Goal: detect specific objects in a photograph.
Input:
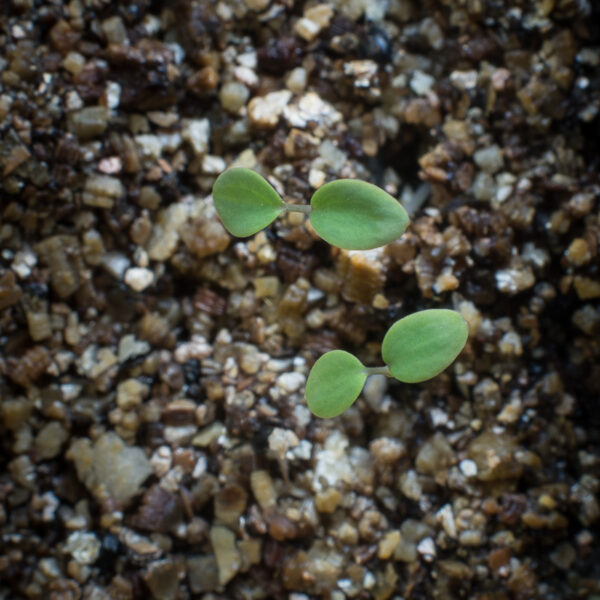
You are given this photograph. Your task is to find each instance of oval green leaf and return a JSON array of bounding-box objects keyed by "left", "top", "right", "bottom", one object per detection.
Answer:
[
  {"left": 305, "top": 350, "right": 367, "bottom": 418},
  {"left": 212, "top": 168, "right": 285, "bottom": 238},
  {"left": 381, "top": 309, "right": 468, "bottom": 383},
  {"left": 309, "top": 179, "right": 409, "bottom": 250}
]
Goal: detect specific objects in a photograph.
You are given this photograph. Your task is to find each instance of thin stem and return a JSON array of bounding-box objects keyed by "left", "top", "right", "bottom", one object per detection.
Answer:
[
  {"left": 283, "top": 202, "right": 311, "bottom": 215},
  {"left": 363, "top": 365, "right": 392, "bottom": 377}
]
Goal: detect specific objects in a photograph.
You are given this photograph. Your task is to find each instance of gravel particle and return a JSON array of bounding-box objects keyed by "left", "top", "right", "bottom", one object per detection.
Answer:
[
  {"left": 415, "top": 432, "right": 455, "bottom": 475},
  {"left": 35, "top": 421, "right": 68, "bottom": 460},
  {"left": 83, "top": 175, "right": 124, "bottom": 209},
  {"left": 124, "top": 267, "right": 154, "bottom": 292},
  {"left": 410, "top": 70, "right": 435, "bottom": 95},
  {"left": 67, "top": 106, "right": 109, "bottom": 140},
  {"left": 473, "top": 145, "right": 504, "bottom": 174},
  {"left": 276, "top": 371, "right": 306, "bottom": 393},
  {"left": 248, "top": 90, "right": 293, "bottom": 128},
  {"left": 67, "top": 432, "right": 153, "bottom": 506},
  {"left": 182, "top": 118, "right": 210, "bottom": 156},
  {"left": 220, "top": 81, "right": 250, "bottom": 113},
  {"left": 210, "top": 526, "right": 241, "bottom": 586},
  {"left": 65, "top": 532, "right": 101, "bottom": 566},
  {"left": 144, "top": 560, "right": 179, "bottom": 600}
]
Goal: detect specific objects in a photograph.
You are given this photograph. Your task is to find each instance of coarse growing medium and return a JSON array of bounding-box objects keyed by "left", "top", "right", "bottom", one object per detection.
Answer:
[{"left": 0, "top": 1, "right": 599, "bottom": 599}]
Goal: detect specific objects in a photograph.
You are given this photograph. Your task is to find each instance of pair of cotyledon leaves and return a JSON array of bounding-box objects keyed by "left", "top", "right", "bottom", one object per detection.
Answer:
[
  {"left": 212, "top": 168, "right": 468, "bottom": 419},
  {"left": 212, "top": 167, "right": 409, "bottom": 250},
  {"left": 305, "top": 309, "right": 469, "bottom": 418}
]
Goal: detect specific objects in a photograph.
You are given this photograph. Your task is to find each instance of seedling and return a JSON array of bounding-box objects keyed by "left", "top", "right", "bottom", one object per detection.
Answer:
[
  {"left": 305, "top": 310, "right": 468, "bottom": 418},
  {"left": 212, "top": 167, "right": 409, "bottom": 250},
  {"left": 211, "top": 168, "right": 468, "bottom": 419}
]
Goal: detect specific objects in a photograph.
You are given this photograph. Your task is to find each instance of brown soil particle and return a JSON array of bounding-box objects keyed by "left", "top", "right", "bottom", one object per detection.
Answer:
[{"left": 1, "top": 1, "right": 600, "bottom": 599}]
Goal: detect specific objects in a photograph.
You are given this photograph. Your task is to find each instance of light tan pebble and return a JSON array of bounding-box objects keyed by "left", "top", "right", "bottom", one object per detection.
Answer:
[
  {"left": 308, "top": 168, "right": 326, "bottom": 188},
  {"left": 174, "top": 337, "right": 213, "bottom": 363},
  {"left": 250, "top": 470, "right": 277, "bottom": 509},
  {"left": 103, "top": 81, "right": 121, "bottom": 109},
  {"left": 415, "top": 432, "right": 455, "bottom": 475},
  {"left": 202, "top": 155, "right": 226, "bottom": 174},
  {"left": 295, "top": 18, "right": 321, "bottom": 42},
  {"left": 182, "top": 118, "right": 210, "bottom": 156},
  {"left": 378, "top": 530, "right": 401, "bottom": 559},
  {"left": 498, "top": 331, "right": 522, "bottom": 356},
  {"left": 192, "top": 422, "right": 227, "bottom": 447},
  {"left": 286, "top": 67, "right": 307, "bottom": 94},
  {"left": 35, "top": 421, "right": 69, "bottom": 460},
  {"left": 497, "top": 395, "right": 523, "bottom": 424},
  {"left": 253, "top": 276, "right": 280, "bottom": 298},
  {"left": 147, "top": 111, "right": 178, "bottom": 127},
  {"left": 306, "top": 308, "right": 325, "bottom": 328},
  {"left": 82, "top": 174, "right": 123, "bottom": 209},
  {"left": 565, "top": 238, "right": 592, "bottom": 266},
  {"left": 315, "top": 488, "right": 341, "bottom": 513},
  {"left": 67, "top": 432, "right": 152, "bottom": 506},
  {"left": 124, "top": 267, "right": 154, "bottom": 292},
  {"left": 370, "top": 437, "right": 405, "bottom": 463},
  {"left": 101, "top": 253, "right": 130, "bottom": 279},
  {"left": 233, "top": 65, "right": 258, "bottom": 88},
  {"left": 473, "top": 145, "right": 504, "bottom": 174},
  {"left": 135, "top": 134, "right": 162, "bottom": 160},
  {"left": 65, "top": 532, "right": 101, "bottom": 566},
  {"left": 257, "top": 243, "right": 276, "bottom": 264},
  {"left": 459, "top": 530, "right": 485, "bottom": 546},
  {"left": 220, "top": 81, "right": 250, "bottom": 112},
  {"left": 459, "top": 459, "right": 478, "bottom": 478},
  {"left": 304, "top": 3, "right": 334, "bottom": 26},
  {"left": 67, "top": 106, "right": 109, "bottom": 140},
  {"left": 117, "top": 335, "right": 150, "bottom": 363},
  {"left": 417, "top": 537, "right": 436, "bottom": 559},
  {"left": 210, "top": 525, "right": 241, "bottom": 585},
  {"left": 276, "top": 371, "right": 306, "bottom": 393},
  {"left": 436, "top": 504, "right": 457, "bottom": 538},
  {"left": 433, "top": 271, "right": 459, "bottom": 293},
  {"left": 101, "top": 15, "right": 128, "bottom": 44},
  {"left": 150, "top": 446, "right": 172, "bottom": 478},
  {"left": 399, "top": 470, "right": 422, "bottom": 500},
  {"left": 248, "top": 90, "right": 292, "bottom": 128},
  {"left": 495, "top": 267, "right": 535, "bottom": 294},
  {"left": 116, "top": 379, "right": 147, "bottom": 410},
  {"left": 268, "top": 428, "right": 299, "bottom": 458},
  {"left": 410, "top": 70, "right": 435, "bottom": 95},
  {"left": 98, "top": 156, "right": 122, "bottom": 174},
  {"left": 62, "top": 51, "right": 85, "bottom": 75}
]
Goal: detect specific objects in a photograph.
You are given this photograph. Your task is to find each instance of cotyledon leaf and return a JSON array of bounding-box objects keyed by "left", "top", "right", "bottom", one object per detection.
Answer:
[
  {"left": 305, "top": 350, "right": 367, "bottom": 418},
  {"left": 310, "top": 179, "right": 409, "bottom": 250},
  {"left": 212, "top": 168, "right": 285, "bottom": 238},
  {"left": 381, "top": 309, "right": 468, "bottom": 383}
]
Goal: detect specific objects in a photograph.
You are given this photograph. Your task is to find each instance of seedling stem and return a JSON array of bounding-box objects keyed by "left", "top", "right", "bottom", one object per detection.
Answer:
[
  {"left": 363, "top": 366, "right": 392, "bottom": 377},
  {"left": 283, "top": 203, "right": 311, "bottom": 215}
]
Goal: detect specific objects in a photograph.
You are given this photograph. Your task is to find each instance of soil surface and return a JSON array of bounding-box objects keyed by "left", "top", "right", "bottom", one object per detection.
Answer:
[{"left": 1, "top": 1, "right": 599, "bottom": 599}]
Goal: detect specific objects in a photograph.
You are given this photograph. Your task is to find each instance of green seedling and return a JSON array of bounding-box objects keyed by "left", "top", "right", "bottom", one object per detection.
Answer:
[
  {"left": 212, "top": 168, "right": 467, "bottom": 419},
  {"left": 306, "top": 309, "right": 468, "bottom": 418},
  {"left": 212, "top": 167, "right": 409, "bottom": 250}
]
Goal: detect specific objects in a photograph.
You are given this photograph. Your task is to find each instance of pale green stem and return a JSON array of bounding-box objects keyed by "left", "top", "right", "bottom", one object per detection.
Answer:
[
  {"left": 283, "top": 202, "right": 311, "bottom": 215},
  {"left": 363, "top": 365, "right": 392, "bottom": 377}
]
